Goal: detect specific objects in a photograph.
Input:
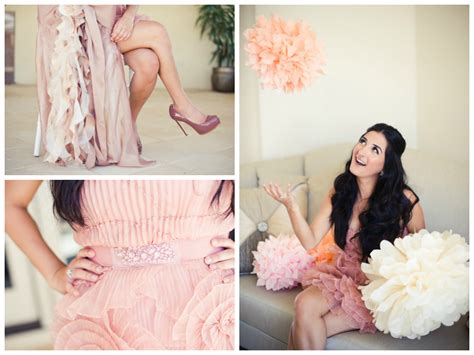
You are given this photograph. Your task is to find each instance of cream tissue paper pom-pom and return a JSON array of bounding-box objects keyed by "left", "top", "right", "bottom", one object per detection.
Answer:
[
  {"left": 252, "top": 234, "right": 314, "bottom": 291},
  {"left": 360, "top": 229, "right": 469, "bottom": 339}
]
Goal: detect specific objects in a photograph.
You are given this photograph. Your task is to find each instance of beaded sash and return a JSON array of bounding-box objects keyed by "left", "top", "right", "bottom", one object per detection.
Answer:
[{"left": 90, "top": 235, "right": 225, "bottom": 269}]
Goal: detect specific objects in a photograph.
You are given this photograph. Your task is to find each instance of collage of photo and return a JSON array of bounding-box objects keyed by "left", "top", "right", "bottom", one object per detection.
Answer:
[{"left": 3, "top": 3, "right": 470, "bottom": 351}]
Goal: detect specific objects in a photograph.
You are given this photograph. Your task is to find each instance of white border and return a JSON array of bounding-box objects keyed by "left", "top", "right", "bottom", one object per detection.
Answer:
[{"left": 2, "top": 1, "right": 473, "bottom": 353}]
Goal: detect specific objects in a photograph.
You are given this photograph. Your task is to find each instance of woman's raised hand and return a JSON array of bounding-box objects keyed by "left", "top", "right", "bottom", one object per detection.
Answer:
[
  {"left": 111, "top": 13, "right": 134, "bottom": 42},
  {"left": 49, "top": 247, "right": 108, "bottom": 297},
  {"left": 263, "top": 182, "right": 298, "bottom": 210}
]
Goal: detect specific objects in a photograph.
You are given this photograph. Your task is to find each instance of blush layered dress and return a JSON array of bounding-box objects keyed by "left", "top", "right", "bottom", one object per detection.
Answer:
[
  {"left": 51, "top": 180, "right": 235, "bottom": 349},
  {"left": 36, "top": 5, "right": 152, "bottom": 168},
  {"left": 303, "top": 227, "right": 407, "bottom": 333}
]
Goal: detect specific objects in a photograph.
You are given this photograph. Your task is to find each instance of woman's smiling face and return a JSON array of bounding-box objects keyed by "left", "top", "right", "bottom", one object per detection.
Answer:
[{"left": 350, "top": 130, "right": 388, "bottom": 179}]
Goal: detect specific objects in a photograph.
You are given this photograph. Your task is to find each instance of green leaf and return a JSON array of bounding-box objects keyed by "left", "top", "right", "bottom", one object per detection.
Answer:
[{"left": 195, "top": 5, "right": 234, "bottom": 67}]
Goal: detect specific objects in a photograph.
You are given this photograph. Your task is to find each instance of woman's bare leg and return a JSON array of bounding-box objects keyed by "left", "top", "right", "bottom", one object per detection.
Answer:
[
  {"left": 292, "top": 286, "right": 359, "bottom": 350},
  {"left": 117, "top": 20, "right": 207, "bottom": 124},
  {"left": 287, "top": 322, "right": 295, "bottom": 350},
  {"left": 293, "top": 286, "right": 330, "bottom": 350},
  {"left": 123, "top": 48, "right": 159, "bottom": 123},
  {"left": 323, "top": 311, "right": 358, "bottom": 337}
]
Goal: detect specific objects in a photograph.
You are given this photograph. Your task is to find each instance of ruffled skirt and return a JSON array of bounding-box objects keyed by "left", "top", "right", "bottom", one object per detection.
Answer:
[
  {"left": 51, "top": 260, "right": 234, "bottom": 349},
  {"left": 36, "top": 5, "right": 153, "bottom": 168},
  {"left": 301, "top": 232, "right": 376, "bottom": 333}
]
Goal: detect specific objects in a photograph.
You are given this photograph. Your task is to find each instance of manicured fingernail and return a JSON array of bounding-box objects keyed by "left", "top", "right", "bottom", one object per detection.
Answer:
[
  {"left": 205, "top": 257, "right": 211, "bottom": 264},
  {"left": 96, "top": 266, "right": 103, "bottom": 273},
  {"left": 209, "top": 264, "right": 216, "bottom": 270},
  {"left": 92, "top": 275, "right": 98, "bottom": 281}
]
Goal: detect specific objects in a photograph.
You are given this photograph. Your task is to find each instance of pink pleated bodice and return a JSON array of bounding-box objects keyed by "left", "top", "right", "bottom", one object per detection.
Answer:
[
  {"left": 74, "top": 180, "right": 234, "bottom": 247},
  {"left": 52, "top": 180, "right": 235, "bottom": 350}
]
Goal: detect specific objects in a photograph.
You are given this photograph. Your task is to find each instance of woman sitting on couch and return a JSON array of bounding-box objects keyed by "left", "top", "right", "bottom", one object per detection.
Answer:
[{"left": 264, "top": 123, "right": 425, "bottom": 350}]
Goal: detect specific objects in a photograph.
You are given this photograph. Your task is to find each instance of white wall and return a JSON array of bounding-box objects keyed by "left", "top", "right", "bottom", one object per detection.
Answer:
[
  {"left": 240, "top": 5, "right": 262, "bottom": 163},
  {"left": 240, "top": 5, "right": 468, "bottom": 165},
  {"left": 6, "top": 5, "right": 215, "bottom": 90},
  {"left": 416, "top": 6, "right": 468, "bottom": 165}
]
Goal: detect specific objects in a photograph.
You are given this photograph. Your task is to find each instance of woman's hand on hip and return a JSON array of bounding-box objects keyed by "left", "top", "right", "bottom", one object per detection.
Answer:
[
  {"left": 111, "top": 14, "right": 134, "bottom": 42},
  {"left": 205, "top": 238, "right": 235, "bottom": 283},
  {"left": 263, "top": 182, "right": 298, "bottom": 211},
  {"left": 49, "top": 247, "right": 107, "bottom": 296}
]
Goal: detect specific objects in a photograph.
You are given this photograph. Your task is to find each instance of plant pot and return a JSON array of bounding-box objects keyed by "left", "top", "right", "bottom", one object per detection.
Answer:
[{"left": 211, "top": 67, "right": 234, "bottom": 93}]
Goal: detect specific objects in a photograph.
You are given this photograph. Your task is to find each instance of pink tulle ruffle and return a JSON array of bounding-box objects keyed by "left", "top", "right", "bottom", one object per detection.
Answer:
[
  {"left": 301, "top": 230, "right": 377, "bottom": 333},
  {"left": 52, "top": 261, "right": 234, "bottom": 350},
  {"left": 252, "top": 234, "right": 314, "bottom": 291}
]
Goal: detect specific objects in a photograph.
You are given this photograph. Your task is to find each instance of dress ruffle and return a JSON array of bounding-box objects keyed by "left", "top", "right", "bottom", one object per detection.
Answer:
[
  {"left": 51, "top": 181, "right": 235, "bottom": 349},
  {"left": 302, "top": 229, "right": 377, "bottom": 333},
  {"left": 172, "top": 271, "right": 234, "bottom": 349},
  {"left": 37, "top": 5, "right": 153, "bottom": 168},
  {"left": 52, "top": 261, "right": 234, "bottom": 350},
  {"left": 45, "top": 6, "right": 96, "bottom": 167}
]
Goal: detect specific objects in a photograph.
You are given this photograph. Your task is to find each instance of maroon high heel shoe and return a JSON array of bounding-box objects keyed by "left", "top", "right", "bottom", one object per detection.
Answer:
[{"left": 169, "top": 105, "right": 220, "bottom": 136}]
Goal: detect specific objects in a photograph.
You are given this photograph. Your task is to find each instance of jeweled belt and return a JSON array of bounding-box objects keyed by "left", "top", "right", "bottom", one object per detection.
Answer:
[{"left": 90, "top": 235, "right": 225, "bottom": 268}]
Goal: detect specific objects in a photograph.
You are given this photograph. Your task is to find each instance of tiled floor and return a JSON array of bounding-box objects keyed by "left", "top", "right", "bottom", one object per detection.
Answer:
[{"left": 6, "top": 85, "right": 234, "bottom": 175}]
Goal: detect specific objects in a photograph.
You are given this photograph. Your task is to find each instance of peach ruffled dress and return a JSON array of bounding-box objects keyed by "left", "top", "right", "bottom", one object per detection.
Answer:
[
  {"left": 36, "top": 5, "right": 152, "bottom": 168},
  {"left": 51, "top": 181, "right": 235, "bottom": 350},
  {"left": 303, "top": 227, "right": 407, "bottom": 333}
]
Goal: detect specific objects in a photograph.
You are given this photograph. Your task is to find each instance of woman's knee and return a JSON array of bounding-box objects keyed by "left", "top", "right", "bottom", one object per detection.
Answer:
[
  {"left": 126, "top": 49, "right": 159, "bottom": 78},
  {"left": 149, "top": 21, "right": 171, "bottom": 49},
  {"left": 294, "top": 287, "right": 327, "bottom": 323}
]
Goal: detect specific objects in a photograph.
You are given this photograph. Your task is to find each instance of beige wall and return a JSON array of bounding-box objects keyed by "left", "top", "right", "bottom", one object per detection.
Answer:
[
  {"left": 240, "top": 5, "right": 261, "bottom": 163},
  {"left": 416, "top": 6, "right": 468, "bottom": 165},
  {"left": 6, "top": 5, "right": 216, "bottom": 90},
  {"left": 240, "top": 5, "right": 468, "bottom": 166}
]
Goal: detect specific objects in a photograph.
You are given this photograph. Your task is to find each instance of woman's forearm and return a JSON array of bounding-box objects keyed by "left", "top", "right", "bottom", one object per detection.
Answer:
[
  {"left": 287, "top": 204, "right": 317, "bottom": 250},
  {"left": 124, "top": 5, "right": 139, "bottom": 18},
  {"left": 5, "top": 202, "right": 65, "bottom": 287}
]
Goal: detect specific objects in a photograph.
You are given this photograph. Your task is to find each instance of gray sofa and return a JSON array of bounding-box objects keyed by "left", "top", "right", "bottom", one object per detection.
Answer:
[{"left": 240, "top": 143, "right": 469, "bottom": 350}]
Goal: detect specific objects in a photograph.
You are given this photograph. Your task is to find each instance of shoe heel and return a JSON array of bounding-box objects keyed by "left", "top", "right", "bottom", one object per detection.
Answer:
[{"left": 174, "top": 120, "right": 188, "bottom": 136}]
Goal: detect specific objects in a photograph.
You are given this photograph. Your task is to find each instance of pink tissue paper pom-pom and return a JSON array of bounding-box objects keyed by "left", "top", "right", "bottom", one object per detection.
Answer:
[
  {"left": 252, "top": 234, "right": 314, "bottom": 291},
  {"left": 244, "top": 15, "right": 326, "bottom": 93}
]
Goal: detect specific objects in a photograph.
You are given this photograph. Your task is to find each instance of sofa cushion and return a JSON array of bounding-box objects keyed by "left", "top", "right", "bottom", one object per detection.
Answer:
[
  {"left": 240, "top": 155, "right": 304, "bottom": 188},
  {"left": 240, "top": 175, "right": 308, "bottom": 274},
  {"left": 402, "top": 150, "right": 469, "bottom": 241},
  {"left": 307, "top": 174, "right": 334, "bottom": 224},
  {"left": 240, "top": 274, "right": 469, "bottom": 350},
  {"left": 240, "top": 274, "right": 298, "bottom": 344}
]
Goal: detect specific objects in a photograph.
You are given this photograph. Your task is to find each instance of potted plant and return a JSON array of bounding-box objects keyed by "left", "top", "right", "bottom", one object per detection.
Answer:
[{"left": 196, "top": 5, "right": 234, "bottom": 93}]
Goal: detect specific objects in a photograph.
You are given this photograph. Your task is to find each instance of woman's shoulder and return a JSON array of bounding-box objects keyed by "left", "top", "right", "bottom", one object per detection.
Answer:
[
  {"left": 327, "top": 186, "right": 336, "bottom": 197},
  {"left": 403, "top": 188, "right": 419, "bottom": 205}
]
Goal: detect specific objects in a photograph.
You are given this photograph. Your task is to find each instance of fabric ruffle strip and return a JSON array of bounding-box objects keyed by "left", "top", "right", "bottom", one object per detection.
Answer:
[{"left": 45, "top": 5, "right": 96, "bottom": 168}]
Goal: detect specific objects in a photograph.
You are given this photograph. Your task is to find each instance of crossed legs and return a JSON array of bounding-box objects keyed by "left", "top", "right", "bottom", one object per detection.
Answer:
[
  {"left": 123, "top": 48, "right": 159, "bottom": 124},
  {"left": 118, "top": 20, "right": 207, "bottom": 124},
  {"left": 289, "top": 286, "right": 357, "bottom": 350},
  {"left": 121, "top": 48, "right": 159, "bottom": 152}
]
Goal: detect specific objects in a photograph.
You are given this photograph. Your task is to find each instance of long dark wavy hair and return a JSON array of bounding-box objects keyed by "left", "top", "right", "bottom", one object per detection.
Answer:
[
  {"left": 50, "top": 181, "right": 235, "bottom": 230},
  {"left": 330, "top": 123, "right": 419, "bottom": 260}
]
